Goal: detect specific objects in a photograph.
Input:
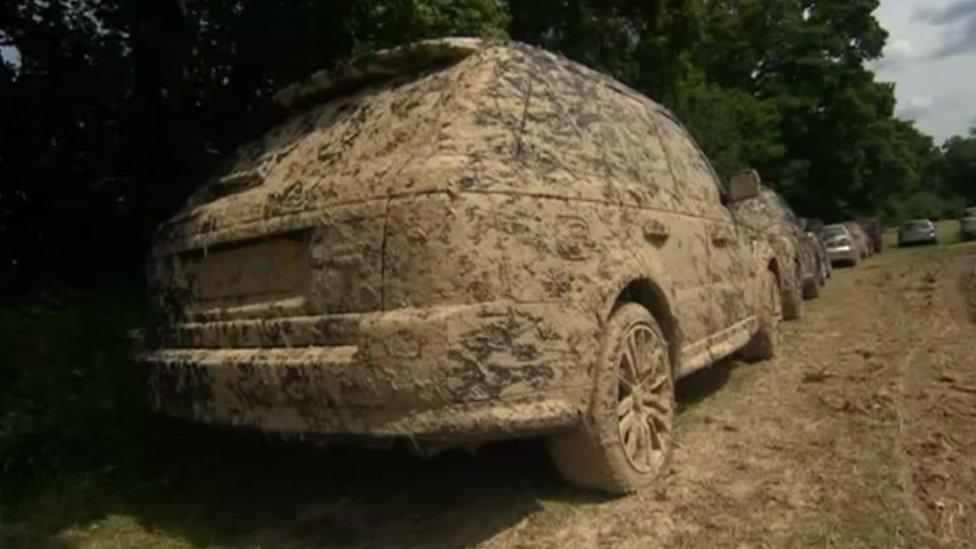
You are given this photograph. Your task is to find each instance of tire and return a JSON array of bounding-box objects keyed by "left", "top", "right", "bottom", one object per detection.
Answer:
[
  {"left": 742, "top": 269, "right": 783, "bottom": 362},
  {"left": 802, "top": 277, "right": 820, "bottom": 300},
  {"left": 782, "top": 269, "right": 804, "bottom": 320},
  {"left": 549, "top": 303, "right": 674, "bottom": 494}
]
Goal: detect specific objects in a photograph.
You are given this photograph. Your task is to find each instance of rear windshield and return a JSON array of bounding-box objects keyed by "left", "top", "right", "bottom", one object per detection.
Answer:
[
  {"left": 904, "top": 221, "right": 931, "bottom": 230},
  {"left": 823, "top": 227, "right": 845, "bottom": 238}
]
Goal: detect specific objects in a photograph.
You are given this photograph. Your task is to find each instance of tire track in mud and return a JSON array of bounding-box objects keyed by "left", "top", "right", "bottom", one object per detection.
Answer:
[{"left": 891, "top": 247, "right": 976, "bottom": 547}]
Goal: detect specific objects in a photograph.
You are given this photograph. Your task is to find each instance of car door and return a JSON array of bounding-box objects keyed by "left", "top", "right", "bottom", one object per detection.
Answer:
[{"left": 653, "top": 112, "right": 752, "bottom": 334}]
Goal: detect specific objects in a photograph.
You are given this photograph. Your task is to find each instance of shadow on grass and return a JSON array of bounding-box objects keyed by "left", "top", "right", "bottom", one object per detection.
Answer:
[
  {"left": 10, "top": 358, "right": 745, "bottom": 549},
  {"left": 11, "top": 425, "right": 610, "bottom": 548},
  {"left": 675, "top": 357, "right": 738, "bottom": 413}
]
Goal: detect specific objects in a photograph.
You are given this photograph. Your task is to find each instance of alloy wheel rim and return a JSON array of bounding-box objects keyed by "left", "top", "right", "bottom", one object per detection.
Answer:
[{"left": 616, "top": 324, "right": 672, "bottom": 474}]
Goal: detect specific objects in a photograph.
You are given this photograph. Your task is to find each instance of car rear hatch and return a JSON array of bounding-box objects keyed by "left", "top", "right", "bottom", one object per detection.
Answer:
[{"left": 146, "top": 39, "right": 483, "bottom": 345}]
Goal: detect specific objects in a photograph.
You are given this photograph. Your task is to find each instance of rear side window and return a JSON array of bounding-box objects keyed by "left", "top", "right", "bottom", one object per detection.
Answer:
[
  {"left": 653, "top": 111, "right": 726, "bottom": 218},
  {"left": 905, "top": 221, "right": 932, "bottom": 230}
]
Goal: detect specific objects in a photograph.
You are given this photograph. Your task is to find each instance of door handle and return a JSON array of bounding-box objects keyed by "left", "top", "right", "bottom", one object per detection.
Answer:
[
  {"left": 643, "top": 220, "right": 670, "bottom": 246},
  {"left": 710, "top": 224, "right": 734, "bottom": 246}
]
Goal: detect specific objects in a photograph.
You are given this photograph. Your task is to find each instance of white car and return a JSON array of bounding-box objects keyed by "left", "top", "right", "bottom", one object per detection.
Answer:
[
  {"left": 822, "top": 224, "right": 860, "bottom": 266},
  {"left": 898, "top": 219, "right": 938, "bottom": 246}
]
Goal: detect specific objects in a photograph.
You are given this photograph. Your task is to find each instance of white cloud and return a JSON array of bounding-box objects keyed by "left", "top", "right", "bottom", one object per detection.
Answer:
[
  {"left": 872, "top": 0, "right": 976, "bottom": 141},
  {"left": 900, "top": 96, "right": 933, "bottom": 116}
]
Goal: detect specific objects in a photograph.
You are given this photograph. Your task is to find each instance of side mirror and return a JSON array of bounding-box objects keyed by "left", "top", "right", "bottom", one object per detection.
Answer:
[{"left": 729, "top": 170, "right": 762, "bottom": 202}]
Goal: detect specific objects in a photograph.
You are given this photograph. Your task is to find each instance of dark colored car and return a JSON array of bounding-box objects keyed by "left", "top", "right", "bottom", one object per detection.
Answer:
[{"left": 856, "top": 218, "right": 884, "bottom": 253}]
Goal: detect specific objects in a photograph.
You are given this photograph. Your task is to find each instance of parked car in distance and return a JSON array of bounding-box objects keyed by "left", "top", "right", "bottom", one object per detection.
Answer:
[
  {"left": 731, "top": 188, "right": 820, "bottom": 316},
  {"left": 856, "top": 218, "right": 884, "bottom": 253},
  {"left": 843, "top": 221, "right": 873, "bottom": 259},
  {"left": 898, "top": 219, "right": 938, "bottom": 246},
  {"left": 139, "top": 38, "right": 785, "bottom": 495},
  {"left": 800, "top": 217, "right": 831, "bottom": 281},
  {"left": 960, "top": 208, "right": 976, "bottom": 241},
  {"left": 822, "top": 224, "right": 861, "bottom": 266}
]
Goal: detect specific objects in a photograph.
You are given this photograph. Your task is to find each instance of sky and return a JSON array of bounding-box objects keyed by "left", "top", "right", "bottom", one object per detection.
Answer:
[{"left": 871, "top": 0, "right": 976, "bottom": 143}]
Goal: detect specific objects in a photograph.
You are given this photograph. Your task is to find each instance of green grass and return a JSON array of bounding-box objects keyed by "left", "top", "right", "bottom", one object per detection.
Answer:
[{"left": 0, "top": 286, "right": 150, "bottom": 540}]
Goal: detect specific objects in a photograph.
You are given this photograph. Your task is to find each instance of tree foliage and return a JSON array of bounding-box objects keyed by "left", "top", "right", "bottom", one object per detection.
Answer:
[{"left": 0, "top": 0, "right": 972, "bottom": 294}]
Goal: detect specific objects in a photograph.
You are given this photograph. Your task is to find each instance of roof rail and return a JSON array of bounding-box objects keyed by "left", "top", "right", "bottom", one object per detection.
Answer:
[{"left": 274, "top": 37, "right": 484, "bottom": 111}]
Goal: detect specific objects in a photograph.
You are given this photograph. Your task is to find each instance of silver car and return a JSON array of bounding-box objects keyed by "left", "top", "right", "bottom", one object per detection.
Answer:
[
  {"left": 960, "top": 208, "right": 976, "bottom": 241},
  {"left": 822, "top": 224, "right": 860, "bottom": 266},
  {"left": 898, "top": 219, "right": 938, "bottom": 246}
]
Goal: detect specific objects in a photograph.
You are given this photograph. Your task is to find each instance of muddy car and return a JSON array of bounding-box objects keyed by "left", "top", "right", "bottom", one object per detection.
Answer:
[
  {"left": 844, "top": 221, "right": 873, "bottom": 259},
  {"left": 140, "top": 38, "right": 783, "bottom": 494},
  {"left": 731, "top": 189, "right": 821, "bottom": 316},
  {"left": 856, "top": 217, "right": 884, "bottom": 253},
  {"left": 960, "top": 208, "right": 976, "bottom": 241},
  {"left": 800, "top": 217, "right": 831, "bottom": 282},
  {"left": 822, "top": 224, "right": 861, "bottom": 266}
]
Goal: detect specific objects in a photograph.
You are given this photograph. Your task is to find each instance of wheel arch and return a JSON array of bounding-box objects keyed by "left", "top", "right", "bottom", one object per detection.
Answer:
[
  {"left": 609, "top": 278, "right": 680, "bottom": 376},
  {"left": 768, "top": 256, "right": 781, "bottom": 286}
]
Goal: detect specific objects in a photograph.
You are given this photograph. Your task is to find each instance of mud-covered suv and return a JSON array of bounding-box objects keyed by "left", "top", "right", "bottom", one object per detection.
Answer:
[
  {"left": 731, "top": 189, "right": 821, "bottom": 317},
  {"left": 141, "top": 39, "right": 782, "bottom": 494}
]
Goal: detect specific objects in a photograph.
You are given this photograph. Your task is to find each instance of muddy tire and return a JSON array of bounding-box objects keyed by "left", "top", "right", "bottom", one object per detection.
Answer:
[
  {"left": 782, "top": 271, "right": 804, "bottom": 320},
  {"left": 742, "top": 269, "right": 783, "bottom": 362},
  {"left": 549, "top": 303, "right": 674, "bottom": 494},
  {"left": 802, "top": 277, "right": 820, "bottom": 300}
]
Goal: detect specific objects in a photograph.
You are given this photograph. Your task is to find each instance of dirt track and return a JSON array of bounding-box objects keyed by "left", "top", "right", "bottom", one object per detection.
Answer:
[{"left": 57, "top": 244, "right": 976, "bottom": 548}]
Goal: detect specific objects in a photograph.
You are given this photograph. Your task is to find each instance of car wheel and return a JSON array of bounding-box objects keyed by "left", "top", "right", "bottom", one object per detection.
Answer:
[
  {"left": 742, "top": 268, "right": 783, "bottom": 362},
  {"left": 802, "top": 277, "right": 820, "bottom": 300},
  {"left": 549, "top": 303, "right": 674, "bottom": 494},
  {"left": 782, "top": 269, "right": 804, "bottom": 320}
]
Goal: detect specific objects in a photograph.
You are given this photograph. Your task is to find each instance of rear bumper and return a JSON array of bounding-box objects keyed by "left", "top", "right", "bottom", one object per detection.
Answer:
[
  {"left": 826, "top": 247, "right": 859, "bottom": 263},
  {"left": 139, "top": 301, "right": 592, "bottom": 442},
  {"left": 898, "top": 233, "right": 936, "bottom": 245}
]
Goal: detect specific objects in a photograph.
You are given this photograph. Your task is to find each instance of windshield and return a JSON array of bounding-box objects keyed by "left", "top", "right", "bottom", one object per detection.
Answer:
[{"left": 905, "top": 221, "right": 931, "bottom": 231}]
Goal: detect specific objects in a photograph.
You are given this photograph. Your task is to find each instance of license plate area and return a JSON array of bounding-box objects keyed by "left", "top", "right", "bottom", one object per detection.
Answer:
[{"left": 180, "top": 232, "right": 311, "bottom": 309}]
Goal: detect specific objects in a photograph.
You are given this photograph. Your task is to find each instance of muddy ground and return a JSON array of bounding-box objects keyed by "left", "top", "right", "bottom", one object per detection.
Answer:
[{"left": 27, "top": 242, "right": 976, "bottom": 548}]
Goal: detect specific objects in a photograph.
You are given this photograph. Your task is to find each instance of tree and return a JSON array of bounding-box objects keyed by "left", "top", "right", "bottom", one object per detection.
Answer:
[
  {"left": 0, "top": 0, "right": 509, "bottom": 297},
  {"left": 942, "top": 129, "right": 976, "bottom": 205}
]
